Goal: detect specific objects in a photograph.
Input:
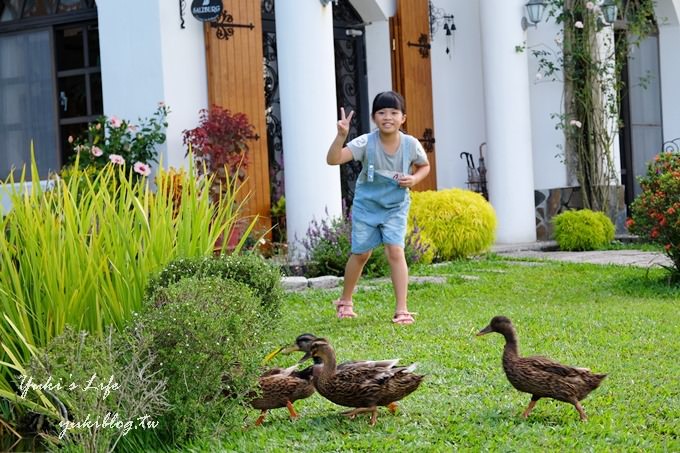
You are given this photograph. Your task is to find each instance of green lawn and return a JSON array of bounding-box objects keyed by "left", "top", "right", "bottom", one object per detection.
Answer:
[{"left": 188, "top": 257, "right": 680, "bottom": 452}]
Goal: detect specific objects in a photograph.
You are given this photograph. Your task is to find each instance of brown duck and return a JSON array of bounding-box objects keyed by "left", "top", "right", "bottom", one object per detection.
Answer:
[
  {"left": 249, "top": 364, "right": 315, "bottom": 426},
  {"left": 477, "top": 316, "right": 607, "bottom": 421},
  {"left": 301, "top": 338, "right": 424, "bottom": 426}
]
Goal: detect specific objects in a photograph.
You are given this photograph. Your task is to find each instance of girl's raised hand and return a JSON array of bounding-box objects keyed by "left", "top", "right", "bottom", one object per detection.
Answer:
[{"left": 337, "top": 107, "right": 354, "bottom": 137}]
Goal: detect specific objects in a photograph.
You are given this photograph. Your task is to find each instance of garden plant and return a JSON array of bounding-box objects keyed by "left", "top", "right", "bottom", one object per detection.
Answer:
[
  {"left": 628, "top": 151, "right": 680, "bottom": 278},
  {"left": 553, "top": 208, "right": 615, "bottom": 251},
  {"left": 0, "top": 154, "right": 256, "bottom": 429}
]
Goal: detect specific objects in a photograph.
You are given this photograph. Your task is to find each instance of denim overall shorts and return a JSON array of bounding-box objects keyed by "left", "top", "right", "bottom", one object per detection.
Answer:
[{"left": 351, "top": 132, "right": 411, "bottom": 254}]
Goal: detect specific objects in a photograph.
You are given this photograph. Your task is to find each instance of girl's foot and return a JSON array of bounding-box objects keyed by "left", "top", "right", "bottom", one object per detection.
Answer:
[
  {"left": 333, "top": 299, "right": 357, "bottom": 319},
  {"left": 392, "top": 311, "right": 416, "bottom": 325}
]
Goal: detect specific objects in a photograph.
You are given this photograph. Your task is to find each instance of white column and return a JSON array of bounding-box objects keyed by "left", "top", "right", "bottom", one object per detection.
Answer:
[
  {"left": 479, "top": 0, "right": 537, "bottom": 243},
  {"left": 97, "top": 0, "right": 207, "bottom": 169},
  {"left": 276, "top": 1, "right": 342, "bottom": 259}
]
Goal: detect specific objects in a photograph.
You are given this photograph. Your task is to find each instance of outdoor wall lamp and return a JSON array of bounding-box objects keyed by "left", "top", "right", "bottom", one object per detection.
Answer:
[
  {"left": 601, "top": 0, "right": 618, "bottom": 25},
  {"left": 521, "top": 0, "right": 547, "bottom": 30}
]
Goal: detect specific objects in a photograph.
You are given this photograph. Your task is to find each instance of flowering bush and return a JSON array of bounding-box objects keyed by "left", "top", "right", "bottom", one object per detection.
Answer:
[
  {"left": 182, "top": 106, "right": 257, "bottom": 200},
  {"left": 628, "top": 152, "right": 680, "bottom": 275},
  {"left": 67, "top": 103, "right": 169, "bottom": 179}
]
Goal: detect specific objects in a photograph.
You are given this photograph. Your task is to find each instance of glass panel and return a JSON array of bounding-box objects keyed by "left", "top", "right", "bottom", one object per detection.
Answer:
[
  {"left": 57, "top": 0, "right": 83, "bottom": 13},
  {"left": 55, "top": 26, "right": 84, "bottom": 71},
  {"left": 87, "top": 23, "right": 99, "bottom": 66},
  {"left": 90, "top": 72, "right": 101, "bottom": 113},
  {"left": 57, "top": 75, "right": 86, "bottom": 118},
  {"left": 22, "top": 0, "right": 54, "bottom": 18},
  {"left": 0, "top": 0, "right": 23, "bottom": 22},
  {"left": 60, "top": 122, "right": 87, "bottom": 165},
  {"left": 0, "top": 30, "right": 59, "bottom": 179}
]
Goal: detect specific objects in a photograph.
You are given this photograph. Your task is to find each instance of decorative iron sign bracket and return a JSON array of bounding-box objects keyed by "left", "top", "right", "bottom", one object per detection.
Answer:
[
  {"left": 407, "top": 33, "right": 431, "bottom": 59},
  {"left": 210, "top": 9, "right": 255, "bottom": 40}
]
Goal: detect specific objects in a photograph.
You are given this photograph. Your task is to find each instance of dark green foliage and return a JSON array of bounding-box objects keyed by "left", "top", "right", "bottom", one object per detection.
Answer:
[
  {"left": 553, "top": 209, "right": 615, "bottom": 251},
  {"left": 146, "top": 253, "right": 283, "bottom": 319},
  {"left": 139, "top": 276, "right": 268, "bottom": 443}
]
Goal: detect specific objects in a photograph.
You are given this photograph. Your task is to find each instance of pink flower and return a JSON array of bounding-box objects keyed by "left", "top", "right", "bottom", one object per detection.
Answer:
[
  {"left": 585, "top": 1, "right": 595, "bottom": 10},
  {"left": 569, "top": 119, "right": 583, "bottom": 128},
  {"left": 133, "top": 161, "right": 151, "bottom": 177},
  {"left": 67, "top": 135, "right": 74, "bottom": 144},
  {"left": 91, "top": 146, "right": 103, "bottom": 157},
  {"left": 109, "top": 116, "right": 122, "bottom": 128},
  {"left": 574, "top": 21, "right": 584, "bottom": 28},
  {"left": 109, "top": 154, "right": 125, "bottom": 165},
  {"left": 127, "top": 124, "right": 138, "bottom": 133},
  {"left": 158, "top": 101, "right": 165, "bottom": 107}
]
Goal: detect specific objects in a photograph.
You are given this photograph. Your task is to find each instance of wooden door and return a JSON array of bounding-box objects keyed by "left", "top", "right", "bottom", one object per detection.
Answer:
[
  {"left": 204, "top": 0, "right": 271, "bottom": 231},
  {"left": 390, "top": 0, "right": 437, "bottom": 191}
]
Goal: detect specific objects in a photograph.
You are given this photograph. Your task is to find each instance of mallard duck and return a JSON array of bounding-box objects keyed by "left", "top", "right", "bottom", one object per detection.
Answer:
[
  {"left": 300, "top": 338, "right": 424, "bottom": 426},
  {"left": 273, "top": 333, "right": 401, "bottom": 371},
  {"left": 249, "top": 364, "right": 315, "bottom": 426},
  {"left": 477, "top": 316, "right": 607, "bottom": 421}
]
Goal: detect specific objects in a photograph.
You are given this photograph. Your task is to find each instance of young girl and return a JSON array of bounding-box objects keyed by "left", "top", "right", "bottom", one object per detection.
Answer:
[{"left": 326, "top": 91, "right": 430, "bottom": 324}]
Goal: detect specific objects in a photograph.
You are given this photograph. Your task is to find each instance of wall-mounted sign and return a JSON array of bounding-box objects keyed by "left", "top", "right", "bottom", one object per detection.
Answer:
[{"left": 191, "top": 0, "right": 222, "bottom": 22}]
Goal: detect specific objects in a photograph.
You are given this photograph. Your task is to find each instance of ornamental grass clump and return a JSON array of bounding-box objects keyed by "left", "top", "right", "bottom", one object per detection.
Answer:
[
  {"left": 0, "top": 153, "right": 256, "bottom": 425},
  {"left": 628, "top": 151, "right": 680, "bottom": 276},
  {"left": 553, "top": 209, "right": 615, "bottom": 251},
  {"left": 408, "top": 189, "right": 497, "bottom": 261}
]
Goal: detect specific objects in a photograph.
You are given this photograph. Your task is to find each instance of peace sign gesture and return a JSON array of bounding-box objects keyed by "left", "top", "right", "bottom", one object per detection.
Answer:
[{"left": 337, "top": 107, "right": 355, "bottom": 137}]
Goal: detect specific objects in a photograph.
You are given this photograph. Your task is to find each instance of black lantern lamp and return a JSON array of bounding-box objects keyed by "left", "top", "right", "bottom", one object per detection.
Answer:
[
  {"left": 521, "top": 0, "right": 547, "bottom": 30},
  {"left": 601, "top": 0, "right": 618, "bottom": 25}
]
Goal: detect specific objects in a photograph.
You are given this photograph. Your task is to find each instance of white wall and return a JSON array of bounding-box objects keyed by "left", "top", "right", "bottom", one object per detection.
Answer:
[
  {"left": 656, "top": 0, "right": 680, "bottom": 142},
  {"left": 525, "top": 18, "right": 569, "bottom": 189},
  {"left": 430, "top": 0, "right": 487, "bottom": 190},
  {"left": 364, "top": 21, "right": 393, "bottom": 114},
  {"left": 96, "top": 0, "right": 208, "bottom": 170}
]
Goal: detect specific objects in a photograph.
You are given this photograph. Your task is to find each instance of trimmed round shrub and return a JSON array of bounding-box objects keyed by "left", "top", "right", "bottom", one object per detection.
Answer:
[
  {"left": 408, "top": 189, "right": 497, "bottom": 260},
  {"left": 552, "top": 209, "right": 615, "bottom": 251},
  {"left": 139, "top": 276, "right": 268, "bottom": 441},
  {"left": 145, "top": 253, "right": 283, "bottom": 319}
]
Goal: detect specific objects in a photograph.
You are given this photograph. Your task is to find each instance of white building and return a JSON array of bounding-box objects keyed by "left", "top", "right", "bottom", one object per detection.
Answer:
[{"left": 1, "top": 0, "right": 679, "bottom": 251}]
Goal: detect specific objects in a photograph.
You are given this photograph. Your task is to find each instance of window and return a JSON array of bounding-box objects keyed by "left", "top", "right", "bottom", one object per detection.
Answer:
[{"left": 0, "top": 0, "right": 99, "bottom": 179}]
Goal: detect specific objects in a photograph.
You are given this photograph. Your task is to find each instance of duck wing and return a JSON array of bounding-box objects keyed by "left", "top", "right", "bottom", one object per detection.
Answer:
[
  {"left": 337, "top": 359, "right": 400, "bottom": 371},
  {"left": 521, "top": 355, "right": 588, "bottom": 377}
]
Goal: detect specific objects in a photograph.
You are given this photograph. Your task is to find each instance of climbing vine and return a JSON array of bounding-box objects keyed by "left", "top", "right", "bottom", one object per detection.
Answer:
[{"left": 529, "top": 0, "right": 656, "bottom": 212}]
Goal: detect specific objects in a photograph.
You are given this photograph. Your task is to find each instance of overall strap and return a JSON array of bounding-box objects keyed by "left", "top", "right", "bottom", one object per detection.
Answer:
[
  {"left": 401, "top": 132, "right": 411, "bottom": 175},
  {"left": 366, "top": 131, "right": 377, "bottom": 182}
]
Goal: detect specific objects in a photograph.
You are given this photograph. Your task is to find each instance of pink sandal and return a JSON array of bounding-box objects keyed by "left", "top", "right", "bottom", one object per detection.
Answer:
[
  {"left": 392, "top": 311, "right": 416, "bottom": 325},
  {"left": 333, "top": 299, "right": 357, "bottom": 319}
]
